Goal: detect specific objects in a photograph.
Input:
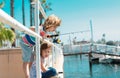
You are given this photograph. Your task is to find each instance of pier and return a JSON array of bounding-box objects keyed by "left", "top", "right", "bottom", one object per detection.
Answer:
[
  {"left": 63, "top": 44, "right": 120, "bottom": 78},
  {"left": 63, "top": 44, "right": 120, "bottom": 56}
]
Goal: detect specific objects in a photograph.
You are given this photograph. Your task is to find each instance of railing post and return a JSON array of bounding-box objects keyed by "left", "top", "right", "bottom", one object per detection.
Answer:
[{"left": 35, "top": 0, "right": 41, "bottom": 78}]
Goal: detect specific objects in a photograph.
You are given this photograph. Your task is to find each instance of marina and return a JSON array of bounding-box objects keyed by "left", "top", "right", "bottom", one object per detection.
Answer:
[{"left": 0, "top": 0, "right": 120, "bottom": 78}]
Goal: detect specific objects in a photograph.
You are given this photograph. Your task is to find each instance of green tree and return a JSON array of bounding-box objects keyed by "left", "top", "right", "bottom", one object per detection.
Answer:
[
  {"left": 101, "top": 33, "right": 106, "bottom": 44},
  {"left": 39, "top": 0, "right": 52, "bottom": 25},
  {"left": 29, "top": 0, "right": 52, "bottom": 26},
  {"left": 0, "top": 23, "right": 16, "bottom": 47},
  {"left": 106, "top": 41, "right": 115, "bottom": 46},
  {"left": 10, "top": 0, "right": 16, "bottom": 47},
  {"left": 0, "top": 1, "right": 4, "bottom": 8},
  {"left": 22, "top": 0, "right": 25, "bottom": 25},
  {"left": 96, "top": 34, "right": 106, "bottom": 44},
  {"left": 96, "top": 39, "right": 102, "bottom": 44},
  {"left": 29, "top": 0, "right": 34, "bottom": 26}
]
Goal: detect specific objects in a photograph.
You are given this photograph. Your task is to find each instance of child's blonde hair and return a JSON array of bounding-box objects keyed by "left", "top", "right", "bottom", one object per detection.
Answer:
[{"left": 43, "top": 14, "right": 61, "bottom": 29}]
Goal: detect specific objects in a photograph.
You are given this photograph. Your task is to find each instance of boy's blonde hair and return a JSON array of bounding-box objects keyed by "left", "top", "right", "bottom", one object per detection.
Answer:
[{"left": 43, "top": 14, "right": 61, "bottom": 29}]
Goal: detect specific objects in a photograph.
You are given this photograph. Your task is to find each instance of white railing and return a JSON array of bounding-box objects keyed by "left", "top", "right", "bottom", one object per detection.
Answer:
[
  {"left": 63, "top": 44, "right": 120, "bottom": 56},
  {"left": 0, "top": 1, "right": 63, "bottom": 78},
  {"left": 35, "top": 0, "right": 41, "bottom": 78}
]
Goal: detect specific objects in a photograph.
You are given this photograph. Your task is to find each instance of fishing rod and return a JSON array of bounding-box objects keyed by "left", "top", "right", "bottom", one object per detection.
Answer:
[{"left": 60, "top": 30, "right": 90, "bottom": 36}]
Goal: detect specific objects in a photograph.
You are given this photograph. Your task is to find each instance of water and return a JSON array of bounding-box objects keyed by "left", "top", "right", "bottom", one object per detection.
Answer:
[{"left": 64, "top": 55, "right": 120, "bottom": 78}]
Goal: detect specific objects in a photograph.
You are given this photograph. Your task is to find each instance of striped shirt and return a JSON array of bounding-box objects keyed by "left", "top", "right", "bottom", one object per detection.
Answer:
[
  {"left": 22, "top": 34, "right": 36, "bottom": 46},
  {"left": 22, "top": 26, "right": 46, "bottom": 46},
  {"left": 30, "top": 57, "right": 49, "bottom": 78}
]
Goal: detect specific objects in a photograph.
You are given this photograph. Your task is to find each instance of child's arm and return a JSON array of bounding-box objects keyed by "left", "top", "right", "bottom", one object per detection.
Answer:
[
  {"left": 30, "top": 26, "right": 47, "bottom": 38},
  {"left": 41, "top": 61, "right": 47, "bottom": 72}
]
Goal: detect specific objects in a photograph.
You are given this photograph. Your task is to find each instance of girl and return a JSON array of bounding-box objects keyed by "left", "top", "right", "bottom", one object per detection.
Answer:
[
  {"left": 30, "top": 42, "right": 57, "bottom": 78},
  {"left": 20, "top": 14, "right": 61, "bottom": 78}
]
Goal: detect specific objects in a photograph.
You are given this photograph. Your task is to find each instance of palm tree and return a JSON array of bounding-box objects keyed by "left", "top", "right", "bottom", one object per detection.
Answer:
[
  {"left": 101, "top": 33, "right": 106, "bottom": 44},
  {"left": 0, "top": 1, "right": 4, "bottom": 8},
  {"left": 29, "top": 0, "right": 34, "bottom": 26},
  {"left": 0, "top": 23, "right": 16, "bottom": 47},
  {"left": 22, "top": 0, "right": 25, "bottom": 25},
  {"left": 39, "top": 0, "right": 52, "bottom": 25},
  {"left": 29, "top": 0, "right": 52, "bottom": 26},
  {"left": 10, "top": 0, "right": 16, "bottom": 47},
  {"left": 30, "top": 0, "right": 52, "bottom": 25},
  {"left": 10, "top": 0, "right": 14, "bottom": 17}
]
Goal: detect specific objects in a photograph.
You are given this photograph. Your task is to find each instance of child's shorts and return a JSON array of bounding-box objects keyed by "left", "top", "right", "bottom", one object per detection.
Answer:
[{"left": 19, "top": 39, "right": 35, "bottom": 62}]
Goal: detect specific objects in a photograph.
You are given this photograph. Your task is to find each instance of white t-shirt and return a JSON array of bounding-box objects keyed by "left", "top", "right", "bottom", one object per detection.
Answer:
[{"left": 30, "top": 57, "right": 49, "bottom": 78}]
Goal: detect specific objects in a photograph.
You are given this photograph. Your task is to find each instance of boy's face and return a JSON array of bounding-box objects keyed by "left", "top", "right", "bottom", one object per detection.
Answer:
[
  {"left": 41, "top": 48, "right": 51, "bottom": 58},
  {"left": 47, "top": 26, "right": 57, "bottom": 32}
]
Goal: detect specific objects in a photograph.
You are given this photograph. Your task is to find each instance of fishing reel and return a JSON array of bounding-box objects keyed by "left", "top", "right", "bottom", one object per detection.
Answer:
[
  {"left": 47, "top": 34, "right": 61, "bottom": 44},
  {"left": 53, "top": 38, "right": 61, "bottom": 44}
]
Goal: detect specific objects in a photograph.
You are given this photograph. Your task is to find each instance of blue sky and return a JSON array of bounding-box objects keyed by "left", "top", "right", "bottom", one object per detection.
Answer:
[
  {"left": 48, "top": 0, "right": 120, "bottom": 43},
  {"left": 1, "top": 0, "right": 120, "bottom": 44}
]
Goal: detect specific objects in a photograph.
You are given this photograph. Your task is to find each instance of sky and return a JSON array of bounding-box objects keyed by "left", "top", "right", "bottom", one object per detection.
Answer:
[{"left": 0, "top": 0, "right": 120, "bottom": 44}]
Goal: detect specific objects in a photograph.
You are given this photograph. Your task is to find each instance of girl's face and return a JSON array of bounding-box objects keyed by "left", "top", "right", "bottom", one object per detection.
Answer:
[
  {"left": 47, "top": 26, "right": 57, "bottom": 32},
  {"left": 41, "top": 48, "right": 51, "bottom": 58}
]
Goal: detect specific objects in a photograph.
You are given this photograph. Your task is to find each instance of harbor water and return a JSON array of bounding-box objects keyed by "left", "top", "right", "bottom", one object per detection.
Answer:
[{"left": 64, "top": 55, "right": 120, "bottom": 78}]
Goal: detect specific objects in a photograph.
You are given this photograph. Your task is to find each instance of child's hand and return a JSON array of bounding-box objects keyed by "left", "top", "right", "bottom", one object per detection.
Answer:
[
  {"left": 47, "top": 34, "right": 51, "bottom": 38},
  {"left": 40, "top": 31, "right": 45, "bottom": 37}
]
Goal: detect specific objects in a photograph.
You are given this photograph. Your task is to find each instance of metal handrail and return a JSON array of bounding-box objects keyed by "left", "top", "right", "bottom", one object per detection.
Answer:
[{"left": 0, "top": 2, "right": 62, "bottom": 77}]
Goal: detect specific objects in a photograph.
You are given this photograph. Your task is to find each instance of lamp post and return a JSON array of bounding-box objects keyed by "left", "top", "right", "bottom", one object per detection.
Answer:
[
  {"left": 89, "top": 19, "right": 94, "bottom": 77},
  {"left": 90, "top": 20, "right": 93, "bottom": 46}
]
